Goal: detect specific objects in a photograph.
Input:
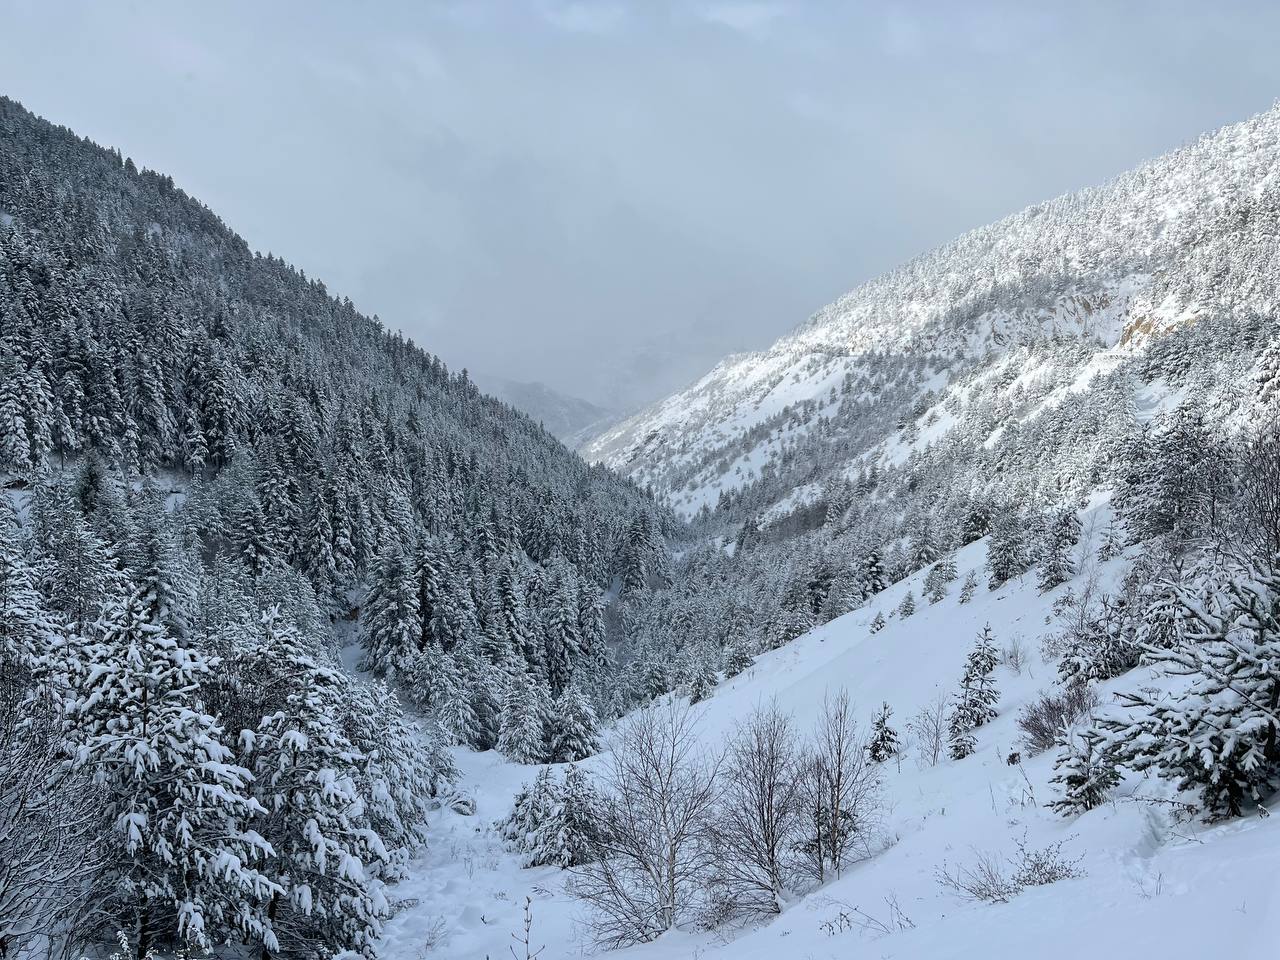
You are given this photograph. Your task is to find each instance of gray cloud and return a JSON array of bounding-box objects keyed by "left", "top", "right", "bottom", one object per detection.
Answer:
[{"left": 4, "top": 1, "right": 1280, "bottom": 410}]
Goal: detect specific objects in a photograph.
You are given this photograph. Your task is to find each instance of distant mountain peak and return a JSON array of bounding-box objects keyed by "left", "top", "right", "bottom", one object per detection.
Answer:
[{"left": 472, "top": 373, "right": 620, "bottom": 447}]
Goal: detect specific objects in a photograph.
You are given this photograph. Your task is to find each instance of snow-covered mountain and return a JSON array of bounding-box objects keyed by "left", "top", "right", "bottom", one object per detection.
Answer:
[
  {"left": 10, "top": 82, "right": 1280, "bottom": 960},
  {"left": 472, "top": 373, "right": 619, "bottom": 447},
  {"left": 584, "top": 105, "right": 1280, "bottom": 521}
]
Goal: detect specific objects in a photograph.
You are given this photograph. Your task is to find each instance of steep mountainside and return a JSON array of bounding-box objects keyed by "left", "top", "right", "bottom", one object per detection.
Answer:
[
  {"left": 585, "top": 106, "right": 1280, "bottom": 522},
  {"left": 0, "top": 96, "right": 675, "bottom": 959},
  {"left": 472, "top": 373, "right": 618, "bottom": 447}
]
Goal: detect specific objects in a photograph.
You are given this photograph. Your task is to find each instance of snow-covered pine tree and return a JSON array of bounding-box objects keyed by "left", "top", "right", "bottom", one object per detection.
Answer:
[
  {"left": 340, "top": 679, "right": 451, "bottom": 878},
  {"left": 863, "top": 550, "right": 887, "bottom": 597},
  {"left": 32, "top": 488, "right": 120, "bottom": 628},
  {"left": 987, "top": 507, "right": 1029, "bottom": 589},
  {"left": 722, "top": 634, "right": 755, "bottom": 677},
  {"left": 498, "top": 671, "right": 550, "bottom": 764},
  {"left": 1036, "top": 505, "right": 1081, "bottom": 592},
  {"left": 128, "top": 498, "right": 197, "bottom": 639},
  {"left": 543, "top": 563, "right": 582, "bottom": 696},
  {"left": 1048, "top": 723, "right": 1118, "bottom": 816},
  {"left": 548, "top": 685, "right": 601, "bottom": 762},
  {"left": 361, "top": 545, "right": 421, "bottom": 675},
  {"left": 923, "top": 565, "right": 945, "bottom": 604},
  {"left": 1057, "top": 593, "right": 1138, "bottom": 687},
  {"left": 867, "top": 702, "right": 899, "bottom": 763},
  {"left": 54, "top": 592, "right": 276, "bottom": 956},
  {"left": 1097, "top": 516, "right": 1125, "bottom": 561},
  {"left": 245, "top": 608, "right": 396, "bottom": 958},
  {"left": 897, "top": 590, "right": 916, "bottom": 619},
  {"left": 498, "top": 767, "right": 561, "bottom": 863},
  {"left": 532, "top": 762, "right": 601, "bottom": 869},
  {"left": 869, "top": 610, "right": 887, "bottom": 633},
  {"left": 947, "top": 625, "right": 1000, "bottom": 760},
  {"left": 958, "top": 568, "right": 978, "bottom": 604},
  {"left": 1100, "top": 557, "right": 1280, "bottom": 818},
  {"left": 0, "top": 501, "right": 53, "bottom": 684},
  {"left": 435, "top": 647, "right": 483, "bottom": 752},
  {"left": 686, "top": 648, "right": 718, "bottom": 705},
  {"left": 925, "top": 554, "right": 957, "bottom": 603}
]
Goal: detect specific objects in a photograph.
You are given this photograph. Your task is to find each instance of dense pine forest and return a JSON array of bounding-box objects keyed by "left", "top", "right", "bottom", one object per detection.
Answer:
[{"left": 0, "top": 95, "right": 674, "bottom": 959}]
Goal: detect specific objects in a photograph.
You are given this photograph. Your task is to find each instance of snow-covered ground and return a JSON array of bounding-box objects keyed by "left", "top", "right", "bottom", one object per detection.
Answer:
[{"left": 380, "top": 508, "right": 1280, "bottom": 959}]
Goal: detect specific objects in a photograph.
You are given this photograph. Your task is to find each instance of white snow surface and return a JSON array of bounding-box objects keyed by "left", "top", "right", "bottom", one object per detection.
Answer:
[{"left": 379, "top": 506, "right": 1280, "bottom": 960}]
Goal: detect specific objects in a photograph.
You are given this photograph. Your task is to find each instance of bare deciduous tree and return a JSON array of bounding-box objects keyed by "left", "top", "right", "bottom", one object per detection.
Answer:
[
  {"left": 570, "top": 700, "right": 721, "bottom": 947},
  {"left": 796, "top": 692, "right": 883, "bottom": 884},
  {"left": 1232, "top": 418, "right": 1280, "bottom": 564},
  {"left": 0, "top": 690, "right": 107, "bottom": 960},
  {"left": 907, "top": 692, "right": 949, "bottom": 768},
  {"left": 709, "top": 702, "right": 804, "bottom": 916}
]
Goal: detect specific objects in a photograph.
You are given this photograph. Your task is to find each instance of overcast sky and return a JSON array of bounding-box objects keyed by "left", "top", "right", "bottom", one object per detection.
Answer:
[{"left": 4, "top": 2, "right": 1280, "bottom": 410}]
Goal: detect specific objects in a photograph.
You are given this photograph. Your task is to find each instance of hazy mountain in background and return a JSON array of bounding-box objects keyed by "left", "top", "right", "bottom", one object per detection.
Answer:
[{"left": 474, "top": 373, "right": 620, "bottom": 448}]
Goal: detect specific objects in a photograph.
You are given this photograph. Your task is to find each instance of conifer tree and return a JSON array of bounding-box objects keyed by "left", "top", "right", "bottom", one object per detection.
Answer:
[
  {"left": 958, "top": 568, "right": 978, "bottom": 604},
  {"left": 897, "top": 590, "right": 916, "bottom": 619},
  {"left": 1099, "top": 558, "right": 1280, "bottom": 818},
  {"left": 863, "top": 550, "right": 887, "bottom": 597},
  {"left": 548, "top": 685, "right": 601, "bottom": 763},
  {"left": 722, "top": 634, "right": 755, "bottom": 677},
  {"left": 867, "top": 702, "right": 899, "bottom": 763},
  {"left": 948, "top": 625, "right": 1000, "bottom": 760},
  {"left": 54, "top": 593, "right": 276, "bottom": 956},
  {"left": 361, "top": 545, "right": 421, "bottom": 674},
  {"left": 987, "top": 508, "right": 1029, "bottom": 588},
  {"left": 1037, "top": 506, "right": 1081, "bottom": 592},
  {"left": 686, "top": 653, "right": 718, "bottom": 705},
  {"left": 497, "top": 672, "right": 550, "bottom": 764},
  {"left": 1048, "top": 723, "right": 1118, "bottom": 816},
  {"left": 244, "top": 608, "right": 394, "bottom": 957},
  {"left": 1097, "top": 516, "right": 1125, "bottom": 561},
  {"left": 0, "top": 501, "right": 52, "bottom": 677}
]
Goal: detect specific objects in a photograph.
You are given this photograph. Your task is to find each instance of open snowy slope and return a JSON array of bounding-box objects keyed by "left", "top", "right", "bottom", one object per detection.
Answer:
[
  {"left": 583, "top": 105, "right": 1280, "bottom": 520},
  {"left": 381, "top": 504, "right": 1280, "bottom": 959}
]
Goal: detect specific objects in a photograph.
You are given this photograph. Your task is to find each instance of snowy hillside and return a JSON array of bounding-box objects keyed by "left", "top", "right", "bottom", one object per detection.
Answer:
[
  {"left": 376, "top": 501, "right": 1280, "bottom": 959},
  {"left": 584, "top": 105, "right": 1280, "bottom": 520}
]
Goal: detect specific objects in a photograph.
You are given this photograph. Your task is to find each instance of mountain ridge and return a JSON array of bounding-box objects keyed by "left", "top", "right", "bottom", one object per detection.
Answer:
[{"left": 584, "top": 103, "right": 1280, "bottom": 520}]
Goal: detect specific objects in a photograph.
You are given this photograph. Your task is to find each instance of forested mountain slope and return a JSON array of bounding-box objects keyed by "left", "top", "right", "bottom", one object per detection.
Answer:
[
  {"left": 585, "top": 104, "right": 1280, "bottom": 524},
  {"left": 0, "top": 95, "right": 673, "bottom": 960}
]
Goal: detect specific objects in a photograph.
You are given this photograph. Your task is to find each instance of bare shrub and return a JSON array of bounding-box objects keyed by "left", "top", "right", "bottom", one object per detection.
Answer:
[
  {"left": 1009, "top": 835, "right": 1085, "bottom": 888},
  {"left": 570, "top": 700, "right": 722, "bottom": 948},
  {"left": 936, "top": 834, "right": 1084, "bottom": 904},
  {"left": 935, "top": 850, "right": 1022, "bottom": 904},
  {"left": 1017, "top": 685, "right": 1100, "bottom": 755},
  {"left": 819, "top": 895, "right": 915, "bottom": 938},
  {"left": 710, "top": 702, "right": 805, "bottom": 917},
  {"left": 907, "top": 692, "right": 948, "bottom": 768},
  {"left": 1001, "top": 635, "right": 1028, "bottom": 675},
  {"left": 508, "top": 896, "right": 544, "bottom": 960},
  {"left": 795, "top": 692, "right": 884, "bottom": 885}
]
